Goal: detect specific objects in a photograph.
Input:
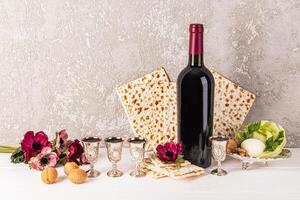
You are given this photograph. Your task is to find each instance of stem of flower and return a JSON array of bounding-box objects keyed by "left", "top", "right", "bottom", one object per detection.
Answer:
[
  {"left": 0, "top": 149, "right": 15, "bottom": 153},
  {"left": 0, "top": 146, "right": 17, "bottom": 150},
  {"left": 0, "top": 146, "right": 17, "bottom": 153}
]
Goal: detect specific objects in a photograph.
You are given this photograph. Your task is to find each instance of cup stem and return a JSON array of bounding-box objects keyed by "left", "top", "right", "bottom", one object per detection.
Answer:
[
  {"left": 112, "top": 162, "right": 117, "bottom": 172},
  {"left": 217, "top": 160, "right": 222, "bottom": 173},
  {"left": 135, "top": 161, "right": 140, "bottom": 174},
  {"left": 90, "top": 163, "right": 94, "bottom": 172}
]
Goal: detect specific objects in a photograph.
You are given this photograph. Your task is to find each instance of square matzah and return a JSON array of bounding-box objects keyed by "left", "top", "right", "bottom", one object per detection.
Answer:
[
  {"left": 116, "top": 68, "right": 175, "bottom": 150},
  {"left": 210, "top": 68, "right": 256, "bottom": 136}
]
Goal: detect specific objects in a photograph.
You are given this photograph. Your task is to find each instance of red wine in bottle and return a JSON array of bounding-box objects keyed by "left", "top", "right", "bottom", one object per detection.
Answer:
[{"left": 177, "top": 24, "right": 215, "bottom": 168}]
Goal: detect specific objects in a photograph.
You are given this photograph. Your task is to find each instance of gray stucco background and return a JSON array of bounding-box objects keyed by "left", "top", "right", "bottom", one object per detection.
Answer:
[{"left": 0, "top": 0, "right": 299, "bottom": 147}]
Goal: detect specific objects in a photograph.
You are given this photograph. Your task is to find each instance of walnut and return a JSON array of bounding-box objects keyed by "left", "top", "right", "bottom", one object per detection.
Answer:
[
  {"left": 41, "top": 167, "right": 58, "bottom": 184},
  {"left": 237, "top": 147, "right": 248, "bottom": 157},
  {"left": 227, "top": 138, "right": 238, "bottom": 153},
  {"left": 68, "top": 168, "right": 87, "bottom": 184},
  {"left": 64, "top": 162, "right": 79, "bottom": 176}
]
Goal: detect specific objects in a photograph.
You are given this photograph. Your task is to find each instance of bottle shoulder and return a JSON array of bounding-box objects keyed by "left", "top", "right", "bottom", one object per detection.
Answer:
[{"left": 177, "top": 66, "right": 215, "bottom": 83}]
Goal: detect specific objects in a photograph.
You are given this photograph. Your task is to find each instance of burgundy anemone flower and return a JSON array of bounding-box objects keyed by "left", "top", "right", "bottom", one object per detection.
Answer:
[
  {"left": 67, "top": 139, "right": 84, "bottom": 165},
  {"left": 21, "top": 131, "right": 52, "bottom": 161},
  {"left": 156, "top": 141, "right": 183, "bottom": 163},
  {"left": 55, "top": 129, "right": 71, "bottom": 155}
]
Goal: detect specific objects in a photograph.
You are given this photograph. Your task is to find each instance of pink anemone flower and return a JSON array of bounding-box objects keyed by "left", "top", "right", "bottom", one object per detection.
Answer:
[{"left": 29, "top": 147, "right": 58, "bottom": 170}]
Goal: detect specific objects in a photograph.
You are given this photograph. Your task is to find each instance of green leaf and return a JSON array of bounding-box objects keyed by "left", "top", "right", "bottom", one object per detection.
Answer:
[
  {"left": 265, "top": 136, "right": 274, "bottom": 151},
  {"left": 278, "top": 130, "right": 284, "bottom": 139},
  {"left": 57, "top": 153, "right": 67, "bottom": 166},
  {"left": 10, "top": 147, "right": 25, "bottom": 164},
  {"left": 175, "top": 154, "right": 185, "bottom": 167},
  {"left": 247, "top": 121, "right": 261, "bottom": 133},
  {"left": 51, "top": 138, "right": 57, "bottom": 152},
  {"left": 236, "top": 131, "right": 245, "bottom": 144}
]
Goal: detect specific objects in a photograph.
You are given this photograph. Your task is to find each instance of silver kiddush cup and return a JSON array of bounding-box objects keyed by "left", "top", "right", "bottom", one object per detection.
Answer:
[
  {"left": 81, "top": 137, "right": 101, "bottom": 177},
  {"left": 210, "top": 135, "right": 229, "bottom": 176},
  {"left": 104, "top": 137, "right": 124, "bottom": 177},
  {"left": 128, "top": 137, "right": 147, "bottom": 177}
]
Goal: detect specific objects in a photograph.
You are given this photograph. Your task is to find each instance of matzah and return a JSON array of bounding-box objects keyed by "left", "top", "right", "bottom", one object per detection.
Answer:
[
  {"left": 142, "top": 154, "right": 205, "bottom": 179},
  {"left": 116, "top": 68, "right": 175, "bottom": 150},
  {"left": 210, "top": 68, "right": 256, "bottom": 137}
]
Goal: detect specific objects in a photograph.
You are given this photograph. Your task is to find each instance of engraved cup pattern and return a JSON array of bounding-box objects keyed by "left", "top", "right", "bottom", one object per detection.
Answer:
[
  {"left": 104, "top": 137, "right": 124, "bottom": 177},
  {"left": 128, "top": 137, "right": 146, "bottom": 177},
  {"left": 81, "top": 137, "right": 101, "bottom": 177},
  {"left": 210, "top": 135, "right": 229, "bottom": 176}
]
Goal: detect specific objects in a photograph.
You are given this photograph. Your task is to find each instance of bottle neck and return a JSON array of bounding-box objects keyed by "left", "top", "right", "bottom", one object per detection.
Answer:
[
  {"left": 188, "top": 54, "right": 203, "bottom": 67},
  {"left": 188, "top": 24, "right": 204, "bottom": 67}
]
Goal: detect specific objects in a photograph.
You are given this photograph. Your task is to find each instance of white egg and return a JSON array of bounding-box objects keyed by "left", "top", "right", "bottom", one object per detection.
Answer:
[{"left": 241, "top": 138, "right": 266, "bottom": 157}]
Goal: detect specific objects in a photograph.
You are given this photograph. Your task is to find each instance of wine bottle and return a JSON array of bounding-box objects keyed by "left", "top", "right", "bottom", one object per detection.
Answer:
[{"left": 177, "top": 24, "right": 215, "bottom": 168}]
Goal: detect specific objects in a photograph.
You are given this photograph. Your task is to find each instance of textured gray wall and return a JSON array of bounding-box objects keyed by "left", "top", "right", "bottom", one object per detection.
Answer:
[{"left": 0, "top": 0, "right": 299, "bottom": 147}]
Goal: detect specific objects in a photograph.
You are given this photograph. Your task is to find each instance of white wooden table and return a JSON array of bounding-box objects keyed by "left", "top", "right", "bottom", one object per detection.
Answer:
[{"left": 0, "top": 148, "right": 299, "bottom": 200}]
